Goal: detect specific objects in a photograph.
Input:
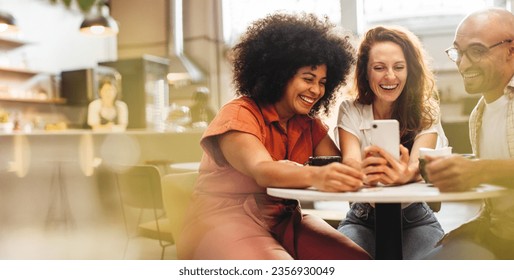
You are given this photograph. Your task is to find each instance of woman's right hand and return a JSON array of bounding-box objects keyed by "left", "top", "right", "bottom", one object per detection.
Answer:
[
  {"left": 313, "top": 162, "right": 365, "bottom": 192},
  {"left": 361, "top": 145, "right": 411, "bottom": 186}
]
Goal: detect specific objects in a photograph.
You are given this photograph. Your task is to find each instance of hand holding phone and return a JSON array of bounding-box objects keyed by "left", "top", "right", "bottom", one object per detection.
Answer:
[{"left": 369, "top": 119, "right": 400, "bottom": 161}]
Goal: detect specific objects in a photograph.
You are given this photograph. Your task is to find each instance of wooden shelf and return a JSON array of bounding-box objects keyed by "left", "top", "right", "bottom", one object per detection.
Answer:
[
  {"left": 0, "top": 37, "right": 30, "bottom": 51},
  {"left": 0, "top": 97, "right": 66, "bottom": 105},
  {"left": 0, "top": 66, "right": 43, "bottom": 76}
]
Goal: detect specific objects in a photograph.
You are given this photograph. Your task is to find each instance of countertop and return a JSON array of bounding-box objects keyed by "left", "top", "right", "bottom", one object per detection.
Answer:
[{"left": 0, "top": 127, "right": 205, "bottom": 136}]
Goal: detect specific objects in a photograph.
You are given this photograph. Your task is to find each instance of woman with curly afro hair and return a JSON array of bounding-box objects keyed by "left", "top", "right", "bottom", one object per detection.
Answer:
[{"left": 177, "top": 13, "right": 371, "bottom": 260}]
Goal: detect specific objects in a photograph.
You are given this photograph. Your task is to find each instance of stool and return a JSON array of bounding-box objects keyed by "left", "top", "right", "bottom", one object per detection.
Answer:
[{"left": 45, "top": 161, "right": 75, "bottom": 230}]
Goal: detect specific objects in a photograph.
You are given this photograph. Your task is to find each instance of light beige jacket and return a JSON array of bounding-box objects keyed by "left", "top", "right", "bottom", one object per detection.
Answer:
[{"left": 469, "top": 86, "right": 514, "bottom": 158}]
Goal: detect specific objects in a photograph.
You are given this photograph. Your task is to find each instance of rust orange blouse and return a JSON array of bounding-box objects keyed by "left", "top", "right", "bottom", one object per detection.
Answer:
[{"left": 196, "top": 96, "right": 328, "bottom": 194}]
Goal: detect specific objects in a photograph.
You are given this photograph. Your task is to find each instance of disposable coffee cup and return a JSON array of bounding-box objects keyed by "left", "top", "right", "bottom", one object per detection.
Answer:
[{"left": 418, "top": 147, "right": 452, "bottom": 183}]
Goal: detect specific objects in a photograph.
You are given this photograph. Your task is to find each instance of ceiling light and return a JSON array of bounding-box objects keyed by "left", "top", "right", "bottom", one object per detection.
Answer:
[
  {"left": 0, "top": 11, "right": 18, "bottom": 33},
  {"left": 79, "top": 3, "right": 118, "bottom": 36}
]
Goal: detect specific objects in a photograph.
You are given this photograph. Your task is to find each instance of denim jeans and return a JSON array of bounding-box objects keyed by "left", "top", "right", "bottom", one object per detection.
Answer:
[{"left": 338, "top": 202, "right": 444, "bottom": 260}]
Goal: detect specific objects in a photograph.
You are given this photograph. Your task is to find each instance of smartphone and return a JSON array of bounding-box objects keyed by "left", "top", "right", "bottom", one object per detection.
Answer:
[
  {"left": 370, "top": 119, "right": 400, "bottom": 161},
  {"left": 304, "top": 156, "right": 342, "bottom": 166}
]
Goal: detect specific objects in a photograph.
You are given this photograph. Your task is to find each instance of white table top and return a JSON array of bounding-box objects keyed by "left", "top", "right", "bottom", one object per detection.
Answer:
[{"left": 267, "top": 182, "right": 507, "bottom": 203}]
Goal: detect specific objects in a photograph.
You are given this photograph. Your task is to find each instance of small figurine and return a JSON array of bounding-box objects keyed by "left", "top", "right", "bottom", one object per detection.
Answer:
[
  {"left": 87, "top": 77, "right": 128, "bottom": 131},
  {"left": 189, "top": 86, "right": 215, "bottom": 127}
]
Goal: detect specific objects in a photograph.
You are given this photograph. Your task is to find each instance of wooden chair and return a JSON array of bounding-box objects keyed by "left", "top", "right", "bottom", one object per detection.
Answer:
[{"left": 114, "top": 165, "right": 174, "bottom": 259}]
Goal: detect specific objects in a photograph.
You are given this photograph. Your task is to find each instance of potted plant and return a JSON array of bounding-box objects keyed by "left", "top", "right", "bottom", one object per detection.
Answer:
[{"left": 49, "top": 0, "right": 99, "bottom": 14}]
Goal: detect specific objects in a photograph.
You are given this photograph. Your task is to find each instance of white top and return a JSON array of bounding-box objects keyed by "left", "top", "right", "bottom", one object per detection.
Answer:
[
  {"left": 480, "top": 94, "right": 509, "bottom": 159},
  {"left": 336, "top": 99, "right": 448, "bottom": 152},
  {"left": 87, "top": 99, "right": 128, "bottom": 130},
  {"left": 267, "top": 183, "right": 506, "bottom": 203},
  {"left": 479, "top": 93, "right": 513, "bottom": 240}
]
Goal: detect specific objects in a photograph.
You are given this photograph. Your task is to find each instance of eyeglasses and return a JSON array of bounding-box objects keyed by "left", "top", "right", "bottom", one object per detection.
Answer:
[{"left": 445, "top": 39, "right": 513, "bottom": 63}]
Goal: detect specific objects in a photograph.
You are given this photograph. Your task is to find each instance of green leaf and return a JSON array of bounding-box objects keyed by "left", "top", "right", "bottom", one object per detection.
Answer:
[
  {"left": 47, "top": 0, "right": 71, "bottom": 8},
  {"left": 77, "top": 0, "right": 98, "bottom": 13}
]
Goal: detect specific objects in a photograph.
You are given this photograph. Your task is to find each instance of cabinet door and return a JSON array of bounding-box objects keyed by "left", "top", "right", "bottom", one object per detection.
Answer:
[{"left": 61, "top": 68, "right": 96, "bottom": 105}]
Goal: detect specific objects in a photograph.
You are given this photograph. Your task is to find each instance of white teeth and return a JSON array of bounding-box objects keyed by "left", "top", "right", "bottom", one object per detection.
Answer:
[
  {"left": 300, "top": 95, "right": 314, "bottom": 104},
  {"left": 463, "top": 72, "right": 480, "bottom": 79},
  {"left": 380, "top": 84, "right": 398, "bottom": 90}
]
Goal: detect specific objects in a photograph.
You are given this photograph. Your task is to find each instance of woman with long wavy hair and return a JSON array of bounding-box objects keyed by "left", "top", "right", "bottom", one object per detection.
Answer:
[{"left": 336, "top": 25, "right": 448, "bottom": 259}]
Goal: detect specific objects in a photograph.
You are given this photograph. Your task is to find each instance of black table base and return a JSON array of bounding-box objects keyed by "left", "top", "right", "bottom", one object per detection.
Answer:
[{"left": 375, "top": 203, "right": 403, "bottom": 260}]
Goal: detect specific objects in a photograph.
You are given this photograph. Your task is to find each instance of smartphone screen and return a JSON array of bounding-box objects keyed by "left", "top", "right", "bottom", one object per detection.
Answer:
[{"left": 370, "top": 119, "right": 400, "bottom": 161}]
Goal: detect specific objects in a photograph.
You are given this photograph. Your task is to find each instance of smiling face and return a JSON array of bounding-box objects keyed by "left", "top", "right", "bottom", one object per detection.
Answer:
[
  {"left": 367, "top": 41, "right": 407, "bottom": 106},
  {"left": 275, "top": 65, "right": 327, "bottom": 120},
  {"left": 99, "top": 82, "right": 117, "bottom": 105},
  {"left": 453, "top": 13, "right": 513, "bottom": 102}
]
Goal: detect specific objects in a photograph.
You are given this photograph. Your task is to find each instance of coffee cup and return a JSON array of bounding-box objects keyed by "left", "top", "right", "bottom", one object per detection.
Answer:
[
  {"left": 460, "top": 154, "right": 476, "bottom": 159},
  {"left": 418, "top": 147, "right": 452, "bottom": 183}
]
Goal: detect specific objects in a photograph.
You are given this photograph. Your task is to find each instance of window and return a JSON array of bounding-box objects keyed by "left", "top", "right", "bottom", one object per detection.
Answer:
[
  {"left": 361, "top": 0, "right": 504, "bottom": 34},
  {"left": 222, "top": 0, "right": 341, "bottom": 45}
]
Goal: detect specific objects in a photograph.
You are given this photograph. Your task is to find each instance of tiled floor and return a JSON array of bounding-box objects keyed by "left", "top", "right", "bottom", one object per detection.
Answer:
[
  {"left": 0, "top": 167, "right": 179, "bottom": 260},
  {"left": 434, "top": 201, "right": 482, "bottom": 232},
  {"left": 0, "top": 223, "right": 178, "bottom": 260}
]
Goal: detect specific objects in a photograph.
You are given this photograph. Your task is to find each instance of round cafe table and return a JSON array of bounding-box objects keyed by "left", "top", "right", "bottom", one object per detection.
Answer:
[{"left": 267, "top": 182, "right": 507, "bottom": 260}]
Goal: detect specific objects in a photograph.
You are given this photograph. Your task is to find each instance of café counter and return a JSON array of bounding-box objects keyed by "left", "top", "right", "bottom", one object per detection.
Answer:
[{"left": 0, "top": 128, "right": 204, "bottom": 177}]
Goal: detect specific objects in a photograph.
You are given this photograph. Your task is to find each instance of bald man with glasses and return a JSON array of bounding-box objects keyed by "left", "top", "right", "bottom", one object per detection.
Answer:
[{"left": 424, "top": 7, "right": 514, "bottom": 259}]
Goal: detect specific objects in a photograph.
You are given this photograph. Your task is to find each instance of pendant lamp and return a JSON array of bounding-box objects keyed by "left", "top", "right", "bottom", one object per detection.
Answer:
[
  {"left": 79, "top": 2, "right": 118, "bottom": 36},
  {"left": 0, "top": 11, "right": 18, "bottom": 33}
]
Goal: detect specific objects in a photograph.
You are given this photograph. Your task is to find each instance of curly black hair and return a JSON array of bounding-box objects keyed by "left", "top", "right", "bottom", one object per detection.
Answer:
[{"left": 231, "top": 13, "right": 355, "bottom": 116}]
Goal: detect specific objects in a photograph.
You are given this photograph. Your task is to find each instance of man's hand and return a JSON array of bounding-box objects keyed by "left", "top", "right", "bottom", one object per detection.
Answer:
[{"left": 425, "top": 155, "right": 483, "bottom": 192}]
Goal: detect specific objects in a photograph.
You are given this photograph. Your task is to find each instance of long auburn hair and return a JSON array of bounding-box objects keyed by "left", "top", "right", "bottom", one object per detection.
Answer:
[{"left": 354, "top": 26, "right": 438, "bottom": 146}]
